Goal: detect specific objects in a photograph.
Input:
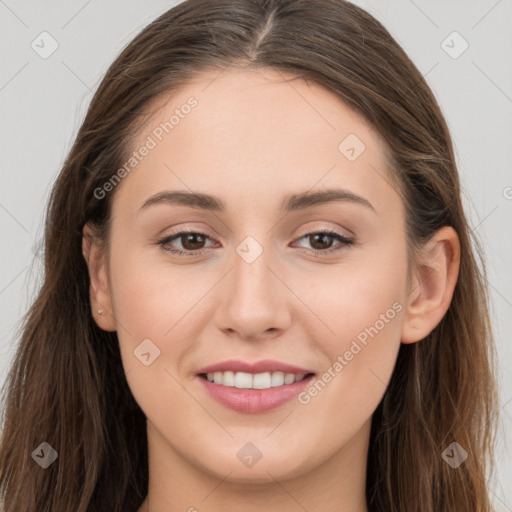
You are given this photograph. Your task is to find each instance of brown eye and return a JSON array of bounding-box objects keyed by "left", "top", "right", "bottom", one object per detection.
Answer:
[
  {"left": 295, "top": 230, "right": 354, "bottom": 255},
  {"left": 157, "top": 230, "right": 214, "bottom": 256},
  {"left": 180, "top": 232, "right": 207, "bottom": 251},
  {"left": 308, "top": 233, "right": 335, "bottom": 251}
]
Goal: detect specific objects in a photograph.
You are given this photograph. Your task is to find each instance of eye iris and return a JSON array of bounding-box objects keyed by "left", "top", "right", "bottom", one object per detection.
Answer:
[
  {"left": 181, "top": 233, "right": 206, "bottom": 250},
  {"left": 310, "top": 233, "right": 333, "bottom": 250}
]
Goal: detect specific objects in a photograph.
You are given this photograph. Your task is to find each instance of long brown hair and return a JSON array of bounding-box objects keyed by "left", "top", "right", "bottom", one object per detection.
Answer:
[{"left": 0, "top": 1, "right": 499, "bottom": 510}]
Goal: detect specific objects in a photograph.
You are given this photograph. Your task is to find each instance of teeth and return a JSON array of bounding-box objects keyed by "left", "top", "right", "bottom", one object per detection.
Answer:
[
  {"left": 235, "top": 371, "right": 253, "bottom": 388},
  {"left": 284, "top": 373, "right": 295, "bottom": 385},
  {"left": 205, "top": 371, "right": 309, "bottom": 389},
  {"left": 253, "top": 372, "right": 271, "bottom": 389},
  {"left": 271, "top": 371, "right": 285, "bottom": 387},
  {"left": 222, "top": 371, "right": 235, "bottom": 386}
]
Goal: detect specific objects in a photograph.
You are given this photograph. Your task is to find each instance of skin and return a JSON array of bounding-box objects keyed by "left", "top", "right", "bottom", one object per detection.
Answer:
[{"left": 82, "top": 67, "right": 460, "bottom": 512}]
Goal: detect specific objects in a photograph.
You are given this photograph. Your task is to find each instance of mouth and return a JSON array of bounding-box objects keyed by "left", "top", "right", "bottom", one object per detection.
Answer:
[
  {"left": 195, "top": 362, "right": 316, "bottom": 413},
  {"left": 198, "top": 370, "right": 316, "bottom": 390}
]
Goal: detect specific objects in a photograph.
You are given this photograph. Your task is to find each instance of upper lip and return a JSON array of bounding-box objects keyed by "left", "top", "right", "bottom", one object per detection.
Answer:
[{"left": 196, "top": 359, "right": 315, "bottom": 376}]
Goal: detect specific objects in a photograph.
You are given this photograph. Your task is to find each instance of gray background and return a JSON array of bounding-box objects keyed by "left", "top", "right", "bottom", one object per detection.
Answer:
[{"left": 1, "top": 0, "right": 511, "bottom": 508}]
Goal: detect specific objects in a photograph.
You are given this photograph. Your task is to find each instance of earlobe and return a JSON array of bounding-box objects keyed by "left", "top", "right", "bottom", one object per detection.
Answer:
[
  {"left": 401, "top": 226, "right": 460, "bottom": 344},
  {"left": 82, "top": 223, "right": 117, "bottom": 332}
]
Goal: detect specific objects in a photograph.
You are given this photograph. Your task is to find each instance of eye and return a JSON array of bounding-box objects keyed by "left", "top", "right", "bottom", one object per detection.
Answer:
[
  {"left": 156, "top": 228, "right": 354, "bottom": 257},
  {"left": 156, "top": 229, "right": 214, "bottom": 256},
  {"left": 293, "top": 229, "right": 354, "bottom": 255}
]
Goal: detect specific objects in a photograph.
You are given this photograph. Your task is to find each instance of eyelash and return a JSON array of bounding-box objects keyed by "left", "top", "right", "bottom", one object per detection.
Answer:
[{"left": 156, "top": 228, "right": 354, "bottom": 257}]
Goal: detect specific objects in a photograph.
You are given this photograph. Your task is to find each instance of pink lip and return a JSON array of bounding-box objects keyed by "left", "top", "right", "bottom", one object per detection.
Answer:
[
  {"left": 196, "top": 359, "right": 314, "bottom": 375},
  {"left": 197, "top": 374, "right": 315, "bottom": 414}
]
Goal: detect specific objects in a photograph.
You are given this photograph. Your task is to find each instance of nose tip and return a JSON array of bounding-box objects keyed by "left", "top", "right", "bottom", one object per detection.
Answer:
[{"left": 213, "top": 253, "right": 292, "bottom": 342}]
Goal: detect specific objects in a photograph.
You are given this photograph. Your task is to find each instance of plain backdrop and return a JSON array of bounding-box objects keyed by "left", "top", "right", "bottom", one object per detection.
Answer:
[{"left": 1, "top": 0, "right": 511, "bottom": 509}]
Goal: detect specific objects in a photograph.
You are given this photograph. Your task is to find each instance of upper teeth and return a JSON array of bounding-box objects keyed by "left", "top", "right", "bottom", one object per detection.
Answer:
[{"left": 206, "top": 371, "right": 307, "bottom": 389}]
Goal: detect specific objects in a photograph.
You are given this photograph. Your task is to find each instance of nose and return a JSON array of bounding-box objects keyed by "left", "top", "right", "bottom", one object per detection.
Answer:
[{"left": 212, "top": 239, "right": 292, "bottom": 342}]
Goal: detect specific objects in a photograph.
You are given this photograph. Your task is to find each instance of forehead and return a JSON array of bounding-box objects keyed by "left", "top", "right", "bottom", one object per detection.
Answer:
[{"left": 113, "top": 67, "right": 401, "bottom": 218}]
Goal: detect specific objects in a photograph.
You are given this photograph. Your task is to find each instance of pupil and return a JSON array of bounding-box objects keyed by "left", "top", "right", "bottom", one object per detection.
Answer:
[
  {"left": 183, "top": 233, "right": 205, "bottom": 250},
  {"left": 312, "top": 233, "right": 331, "bottom": 250}
]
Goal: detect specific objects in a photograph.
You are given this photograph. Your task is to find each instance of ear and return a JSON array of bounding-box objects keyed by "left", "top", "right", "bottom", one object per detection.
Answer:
[
  {"left": 401, "top": 226, "right": 460, "bottom": 344},
  {"left": 82, "top": 222, "right": 117, "bottom": 332}
]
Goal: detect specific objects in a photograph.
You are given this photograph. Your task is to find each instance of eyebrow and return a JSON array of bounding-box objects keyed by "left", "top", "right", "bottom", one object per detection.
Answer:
[{"left": 138, "top": 188, "right": 376, "bottom": 214}]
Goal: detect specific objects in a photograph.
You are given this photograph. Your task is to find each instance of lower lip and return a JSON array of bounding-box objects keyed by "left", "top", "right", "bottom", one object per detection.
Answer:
[{"left": 197, "top": 374, "right": 315, "bottom": 414}]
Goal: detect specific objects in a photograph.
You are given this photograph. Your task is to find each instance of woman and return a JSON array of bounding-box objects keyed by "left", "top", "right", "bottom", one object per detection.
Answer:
[{"left": 0, "top": 0, "right": 499, "bottom": 510}]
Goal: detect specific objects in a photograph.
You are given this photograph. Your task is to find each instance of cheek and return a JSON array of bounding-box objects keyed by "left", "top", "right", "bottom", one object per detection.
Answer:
[
  {"left": 109, "top": 242, "right": 201, "bottom": 334},
  {"left": 106, "top": 244, "right": 189, "bottom": 380},
  {"left": 309, "top": 289, "right": 403, "bottom": 405},
  {"left": 302, "top": 247, "right": 406, "bottom": 350},
  {"left": 108, "top": 251, "right": 200, "bottom": 421},
  {"left": 295, "top": 250, "right": 406, "bottom": 417}
]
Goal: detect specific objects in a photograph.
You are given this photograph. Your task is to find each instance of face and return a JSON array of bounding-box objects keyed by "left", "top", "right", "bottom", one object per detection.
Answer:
[{"left": 91, "top": 67, "right": 413, "bottom": 483}]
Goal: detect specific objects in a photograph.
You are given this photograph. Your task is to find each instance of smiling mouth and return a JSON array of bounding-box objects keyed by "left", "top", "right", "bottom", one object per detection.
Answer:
[{"left": 198, "top": 371, "right": 316, "bottom": 390}]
